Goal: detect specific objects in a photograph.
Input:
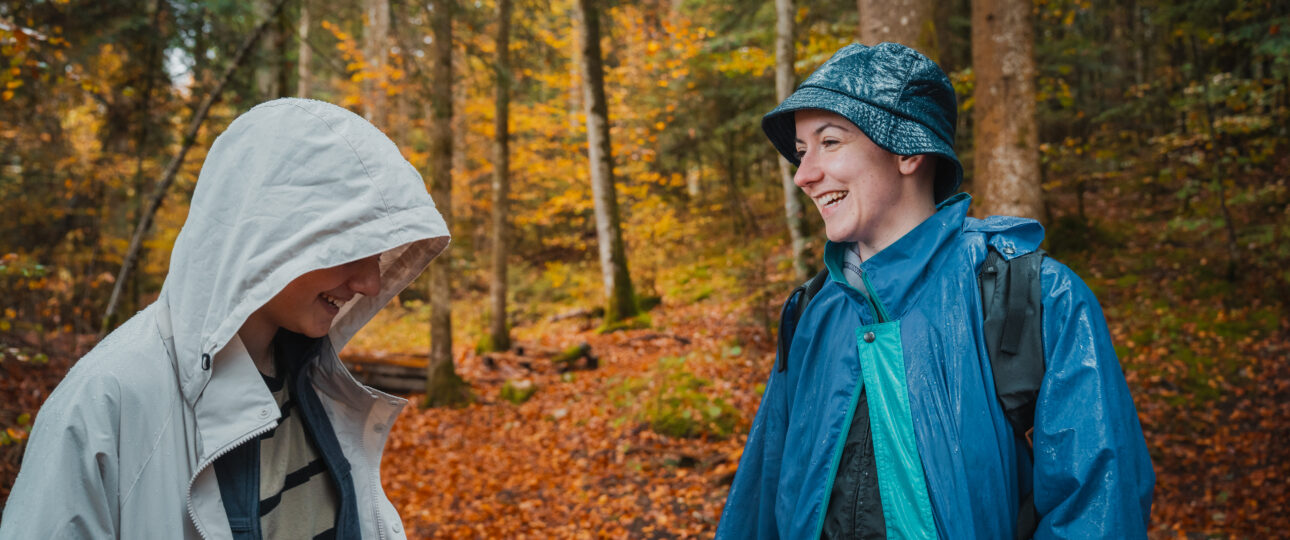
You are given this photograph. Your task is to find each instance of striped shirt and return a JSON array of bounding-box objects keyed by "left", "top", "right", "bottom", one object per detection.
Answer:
[{"left": 257, "top": 368, "right": 339, "bottom": 539}]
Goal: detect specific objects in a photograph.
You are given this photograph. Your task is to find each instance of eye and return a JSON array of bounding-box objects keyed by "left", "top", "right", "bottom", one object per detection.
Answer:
[
  {"left": 821, "top": 138, "right": 840, "bottom": 148},
  {"left": 794, "top": 147, "right": 806, "bottom": 160}
]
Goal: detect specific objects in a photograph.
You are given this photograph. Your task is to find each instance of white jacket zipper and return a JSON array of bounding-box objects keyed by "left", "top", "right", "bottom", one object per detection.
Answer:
[{"left": 185, "top": 420, "right": 278, "bottom": 540}]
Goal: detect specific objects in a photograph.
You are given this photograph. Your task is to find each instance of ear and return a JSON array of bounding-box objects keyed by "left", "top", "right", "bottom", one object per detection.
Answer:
[{"left": 897, "top": 154, "right": 928, "bottom": 176}]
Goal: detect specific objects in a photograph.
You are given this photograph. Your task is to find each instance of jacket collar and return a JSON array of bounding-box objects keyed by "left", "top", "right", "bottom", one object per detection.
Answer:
[{"left": 825, "top": 193, "right": 971, "bottom": 320}]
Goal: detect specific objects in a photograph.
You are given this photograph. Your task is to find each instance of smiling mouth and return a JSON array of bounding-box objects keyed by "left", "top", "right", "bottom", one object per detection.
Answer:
[
  {"left": 320, "top": 293, "right": 345, "bottom": 309},
  {"left": 815, "top": 190, "right": 849, "bottom": 209}
]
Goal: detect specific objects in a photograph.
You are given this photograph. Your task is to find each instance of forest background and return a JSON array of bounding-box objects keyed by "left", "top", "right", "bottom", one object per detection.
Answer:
[{"left": 1, "top": 0, "right": 1288, "bottom": 537}]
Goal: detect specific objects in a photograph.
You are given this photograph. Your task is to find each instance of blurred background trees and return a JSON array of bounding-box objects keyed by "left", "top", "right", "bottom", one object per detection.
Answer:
[{"left": 4, "top": 0, "right": 1283, "bottom": 340}]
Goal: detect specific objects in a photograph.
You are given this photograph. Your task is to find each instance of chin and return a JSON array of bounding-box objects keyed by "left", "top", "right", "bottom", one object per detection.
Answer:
[
  {"left": 824, "top": 228, "right": 854, "bottom": 244},
  {"left": 285, "top": 322, "right": 331, "bottom": 339}
]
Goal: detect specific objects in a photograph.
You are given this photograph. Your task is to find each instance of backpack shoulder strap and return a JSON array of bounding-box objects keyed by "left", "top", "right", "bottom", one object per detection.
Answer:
[
  {"left": 979, "top": 247, "right": 1046, "bottom": 445},
  {"left": 979, "top": 246, "right": 1047, "bottom": 540},
  {"left": 776, "top": 269, "right": 829, "bottom": 373}
]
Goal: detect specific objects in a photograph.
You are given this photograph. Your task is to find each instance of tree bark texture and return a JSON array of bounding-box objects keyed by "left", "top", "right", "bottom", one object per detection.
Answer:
[
  {"left": 574, "top": 0, "right": 639, "bottom": 324},
  {"left": 101, "top": 0, "right": 291, "bottom": 336},
  {"left": 489, "top": 0, "right": 512, "bottom": 352},
  {"left": 775, "top": 0, "right": 810, "bottom": 282},
  {"left": 297, "top": 0, "right": 311, "bottom": 97},
  {"left": 363, "top": 0, "right": 390, "bottom": 123},
  {"left": 424, "top": 0, "right": 470, "bottom": 407},
  {"left": 254, "top": 0, "right": 288, "bottom": 99},
  {"left": 971, "top": 0, "right": 1044, "bottom": 219},
  {"left": 857, "top": 0, "right": 937, "bottom": 60}
]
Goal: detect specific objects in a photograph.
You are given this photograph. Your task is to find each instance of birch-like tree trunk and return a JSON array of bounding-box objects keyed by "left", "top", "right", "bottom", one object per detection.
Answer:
[
  {"left": 857, "top": 0, "right": 936, "bottom": 57},
  {"left": 296, "top": 0, "right": 311, "bottom": 97},
  {"left": 254, "top": 0, "right": 288, "bottom": 99},
  {"left": 775, "top": 0, "right": 810, "bottom": 282},
  {"left": 488, "top": 0, "right": 512, "bottom": 351},
  {"left": 574, "top": 0, "right": 639, "bottom": 325},
  {"left": 423, "top": 0, "right": 470, "bottom": 407},
  {"left": 363, "top": 0, "right": 390, "bottom": 123},
  {"left": 972, "top": 0, "right": 1043, "bottom": 219}
]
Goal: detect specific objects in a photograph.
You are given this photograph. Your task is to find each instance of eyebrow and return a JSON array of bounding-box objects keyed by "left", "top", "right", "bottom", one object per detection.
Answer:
[{"left": 794, "top": 122, "right": 852, "bottom": 143}]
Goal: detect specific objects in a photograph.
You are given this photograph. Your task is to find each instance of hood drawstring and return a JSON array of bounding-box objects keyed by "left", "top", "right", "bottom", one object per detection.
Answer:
[{"left": 201, "top": 353, "right": 211, "bottom": 370}]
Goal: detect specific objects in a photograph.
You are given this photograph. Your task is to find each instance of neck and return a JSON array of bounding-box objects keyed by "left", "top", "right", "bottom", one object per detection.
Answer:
[
  {"left": 854, "top": 199, "right": 937, "bottom": 260},
  {"left": 238, "top": 311, "right": 277, "bottom": 374}
]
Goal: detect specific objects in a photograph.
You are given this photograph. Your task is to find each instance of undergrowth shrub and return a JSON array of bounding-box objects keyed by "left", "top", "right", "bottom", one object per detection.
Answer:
[{"left": 609, "top": 355, "right": 739, "bottom": 439}]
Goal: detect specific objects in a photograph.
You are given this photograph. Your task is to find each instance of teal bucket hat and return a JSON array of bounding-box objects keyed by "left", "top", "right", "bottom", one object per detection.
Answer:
[{"left": 763, "top": 42, "right": 963, "bottom": 203}]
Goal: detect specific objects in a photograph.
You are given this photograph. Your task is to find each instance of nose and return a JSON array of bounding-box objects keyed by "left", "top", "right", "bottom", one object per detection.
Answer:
[
  {"left": 347, "top": 255, "right": 382, "bottom": 297},
  {"left": 793, "top": 151, "right": 822, "bottom": 189}
]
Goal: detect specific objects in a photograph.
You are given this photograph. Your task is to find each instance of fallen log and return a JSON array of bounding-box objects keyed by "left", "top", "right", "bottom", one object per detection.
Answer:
[
  {"left": 549, "top": 307, "right": 604, "bottom": 322},
  {"left": 623, "top": 332, "right": 692, "bottom": 346}
]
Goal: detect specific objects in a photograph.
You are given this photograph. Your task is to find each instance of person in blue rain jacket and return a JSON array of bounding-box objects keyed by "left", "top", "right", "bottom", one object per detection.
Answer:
[{"left": 716, "top": 42, "right": 1155, "bottom": 539}]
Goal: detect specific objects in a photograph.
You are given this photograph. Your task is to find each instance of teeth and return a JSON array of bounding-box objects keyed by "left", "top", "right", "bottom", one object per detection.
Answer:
[
  {"left": 321, "top": 293, "right": 342, "bottom": 308},
  {"left": 818, "top": 191, "right": 847, "bottom": 207}
]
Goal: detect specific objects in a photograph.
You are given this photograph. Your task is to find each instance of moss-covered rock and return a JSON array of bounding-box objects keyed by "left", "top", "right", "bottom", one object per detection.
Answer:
[
  {"left": 597, "top": 313, "right": 651, "bottom": 334},
  {"left": 500, "top": 378, "right": 537, "bottom": 404}
]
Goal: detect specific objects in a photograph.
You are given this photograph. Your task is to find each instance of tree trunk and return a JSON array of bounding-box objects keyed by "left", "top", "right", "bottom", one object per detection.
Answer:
[
  {"left": 423, "top": 0, "right": 471, "bottom": 407},
  {"left": 254, "top": 0, "right": 287, "bottom": 99},
  {"left": 489, "top": 0, "right": 513, "bottom": 352},
  {"left": 101, "top": 0, "right": 291, "bottom": 336},
  {"left": 128, "top": 0, "right": 167, "bottom": 315},
  {"left": 573, "top": 0, "right": 639, "bottom": 325},
  {"left": 775, "top": 0, "right": 810, "bottom": 282},
  {"left": 364, "top": 0, "right": 390, "bottom": 123},
  {"left": 971, "top": 0, "right": 1043, "bottom": 219},
  {"left": 857, "top": 0, "right": 936, "bottom": 59},
  {"left": 297, "top": 0, "right": 311, "bottom": 97}
]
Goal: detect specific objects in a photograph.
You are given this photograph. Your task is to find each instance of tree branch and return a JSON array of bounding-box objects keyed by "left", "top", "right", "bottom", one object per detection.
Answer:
[{"left": 100, "top": 0, "right": 292, "bottom": 337}]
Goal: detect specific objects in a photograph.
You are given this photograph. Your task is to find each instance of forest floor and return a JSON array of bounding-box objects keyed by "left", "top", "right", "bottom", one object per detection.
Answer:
[{"left": 368, "top": 302, "right": 767, "bottom": 538}]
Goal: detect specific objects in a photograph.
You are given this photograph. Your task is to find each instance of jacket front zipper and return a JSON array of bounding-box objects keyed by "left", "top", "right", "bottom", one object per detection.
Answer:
[
  {"left": 185, "top": 420, "right": 278, "bottom": 540},
  {"left": 813, "top": 269, "right": 890, "bottom": 538}
]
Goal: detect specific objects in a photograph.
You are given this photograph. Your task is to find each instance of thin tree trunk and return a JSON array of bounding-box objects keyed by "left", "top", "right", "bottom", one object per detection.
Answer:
[
  {"left": 574, "top": 0, "right": 638, "bottom": 325},
  {"left": 489, "top": 0, "right": 513, "bottom": 352},
  {"left": 775, "top": 0, "right": 810, "bottom": 281},
  {"left": 297, "top": 0, "right": 311, "bottom": 97},
  {"left": 128, "top": 0, "right": 167, "bottom": 315},
  {"left": 423, "top": 0, "right": 471, "bottom": 407},
  {"left": 971, "top": 0, "right": 1043, "bottom": 219},
  {"left": 254, "top": 0, "right": 286, "bottom": 99},
  {"left": 857, "top": 0, "right": 936, "bottom": 59},
  {"left": 1190, "top": 36, "right": 1242, "bottom": 282},
  {"left": 364, "top": 0, "right": 390, "bottom": 123},
  {"left": 101, "top": 0, "right": 291, "bottom": 337}
]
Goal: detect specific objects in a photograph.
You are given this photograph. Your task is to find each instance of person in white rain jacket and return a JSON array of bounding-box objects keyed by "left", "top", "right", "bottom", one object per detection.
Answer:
[{"left": 0, "top": 98, "right": 450, "bottom": 539}]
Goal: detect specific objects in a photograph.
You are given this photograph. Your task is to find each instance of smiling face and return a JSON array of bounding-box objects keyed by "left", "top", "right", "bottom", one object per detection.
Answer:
[
  {"left": 793, "top": 109, "right": 936, "bottom": 256},
  {"left": 256, "top": 254, "right": 383, "bottom": 339}
]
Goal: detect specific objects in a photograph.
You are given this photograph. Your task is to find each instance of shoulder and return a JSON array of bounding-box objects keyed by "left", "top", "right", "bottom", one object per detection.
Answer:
[
  {"left": 42, "top": 307, "right": 179, "bottom": 425},
  {"left": 1038, "top": 256, "right": 1103, "bottom": 316},
  {"left": 962, "top": 214, "right": 1045, "bottom": 259}
]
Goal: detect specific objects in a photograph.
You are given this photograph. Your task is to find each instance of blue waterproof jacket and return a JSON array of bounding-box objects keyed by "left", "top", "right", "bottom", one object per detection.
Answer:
[{"left": 717, "top": 195, "right": 1154, "bottom": 539}]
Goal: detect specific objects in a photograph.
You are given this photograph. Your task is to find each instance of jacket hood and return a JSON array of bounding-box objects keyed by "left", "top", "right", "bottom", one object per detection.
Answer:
[{"left": 158, "top": 98, "right": 449, "bottom": 403}]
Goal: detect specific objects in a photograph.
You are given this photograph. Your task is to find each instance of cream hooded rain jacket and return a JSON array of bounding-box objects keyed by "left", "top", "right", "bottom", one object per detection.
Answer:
[{"left": 0, "top": 98, "right": 449, "bottom": 539}]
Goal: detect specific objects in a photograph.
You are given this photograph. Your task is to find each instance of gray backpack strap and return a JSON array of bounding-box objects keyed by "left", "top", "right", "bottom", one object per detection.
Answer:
[
  {"left": 776, "top": 269, "right": 830, "bottom": 373},
  {"left": 979, "top": 247, "right": 1046, "bottom": 540},
  {"left": 980, "top": 248, "right": 1046, "bottom": 445}
]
